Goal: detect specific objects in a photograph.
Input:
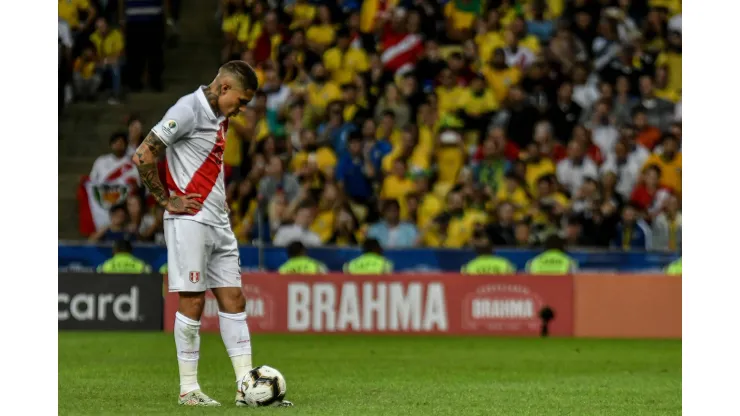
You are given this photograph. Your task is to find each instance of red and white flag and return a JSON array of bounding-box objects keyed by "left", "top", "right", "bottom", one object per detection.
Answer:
[
  {"left": 380, "top": 32, "right": 424, "bottom": 75},
  {"left": 79, "top": 155, "right": 140, "bottom": 234}
]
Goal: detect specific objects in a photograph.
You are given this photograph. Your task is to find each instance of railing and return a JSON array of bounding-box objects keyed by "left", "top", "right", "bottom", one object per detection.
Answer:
[{"left": 58, "top": 241, "right": 679, "bottom": 273}]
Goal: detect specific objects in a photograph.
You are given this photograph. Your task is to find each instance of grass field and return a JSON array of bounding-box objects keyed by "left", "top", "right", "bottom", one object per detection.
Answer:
[{"left": 59, "top": 332, "right": 681, "bottom": 415}]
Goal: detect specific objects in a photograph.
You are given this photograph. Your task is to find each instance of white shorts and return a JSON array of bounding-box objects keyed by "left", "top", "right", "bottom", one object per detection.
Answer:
[{"left": 164, "top": 219, "right": 242, "bottom": 292}]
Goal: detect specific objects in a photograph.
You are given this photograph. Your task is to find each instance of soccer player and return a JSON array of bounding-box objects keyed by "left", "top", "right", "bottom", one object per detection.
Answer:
[{"left": 133, "top": 61, "right": 274, "bottom": 407}]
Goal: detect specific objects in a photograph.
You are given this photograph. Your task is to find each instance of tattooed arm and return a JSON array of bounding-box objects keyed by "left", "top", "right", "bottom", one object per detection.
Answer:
[{"left": 132, "top": 132, "right": 202, "bottom": 214}]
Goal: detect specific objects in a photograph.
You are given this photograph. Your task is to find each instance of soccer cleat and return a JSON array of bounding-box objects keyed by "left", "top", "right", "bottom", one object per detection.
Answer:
[
  {"left": 275, "top": 400, "right": 294, "bottom": 407},
  {"left": 178, "top": 390, "right": 221, "bottom": 406},
  {"left": 235, "top": 388, "right": 248, "bottom": 407}
]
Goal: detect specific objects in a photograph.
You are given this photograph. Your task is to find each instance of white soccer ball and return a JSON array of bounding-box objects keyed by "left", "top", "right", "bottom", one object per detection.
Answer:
[{"left": 239, "top": 365, "right": 287, "bottom": 407}]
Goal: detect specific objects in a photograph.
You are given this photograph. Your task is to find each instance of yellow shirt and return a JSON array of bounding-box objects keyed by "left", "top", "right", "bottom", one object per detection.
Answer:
[
  {"left": 444, "top": 2, "right": 477, "bottom": 31},
  {"left": 307, "top": 24, "right": 336, "bottom": 49},
  {"left": 381, "top": 146, "right": 431, "bottom": 174},
  {"left": 525, "top": 158, "right": 556, "bottom": 195},
  {"left": 476, "top": 32, "right": 506, "bottom": 65},
  {"left": 656, "top": 51, "right": 682, "bottom": 97},
  {"left": 307, "top": 81, "right": 342, "bottom": 112},
  {"left": 435, "top": 86, "right": 466, "bottom": 117},
  {"left": 59, "top": 0, "right": 90, "bottom": 30},
  {"left": 435, "top": 146, "right": 465, "bottom": 185},
  {"left": 426, "top": 210, "right": 488, "bottom": 248},
  {"left": 323, "top": 47, "right": 370, "bottom": 86},
  {"left": 482, "top": 66, "right": 521, "bottom": 103},
  {"left": 291, "top": 147, "right": 338, "bottom": 173},
  {"left": 289, "top": 3, "right": 316, "bottom": 29},
  {"left": 459, "top": 89, "right": 499, "bottom": 115},
  {"left": 311, "top": 209, "right": 335, "bottom": 243},
  {"left": 417, "top": 193, "right": 444, "bottom": 230},
  {"left": 519, "top": 34, "right": 541, "bottom": 54},
  {"left": 376, "top": 127, "right": 402, "bottom": 148},
  {"left": 380, "top": 175, "right": 414, "bottom": 201},
  {"left": 74, "top": 58, "right": 96, "bottom": 79},
  {"left": 222, "top": 13, "right": 247, "bottom": 34},
  {"left": 649, "top": 0, "right": 681, "bottom": 15},
  {"left": 644, "top": 153, "right": 682, "bottom": 193},
  {"left": 417, "top": 124, "right": 438, "bottom": 154},
  {"left": 89, "top": 29, "right": 124, "bottom": 59},
  {"left": 224, "top": 113, "right": 247, "bottom": 167},
  {"left": 360, "top": 0, "right": 400, "bottom": 33},
  {"left": 655, "top": 87, "right": 680, "bottom": 103},
  {"left": 523, "top": 0, "right": 564, "bottom": 19},
  {"left": 496, "top": 185, "right": 531, "bottom": 219},
  {"left": 238, "top": 18, "right": 262, "bottom": 48}
]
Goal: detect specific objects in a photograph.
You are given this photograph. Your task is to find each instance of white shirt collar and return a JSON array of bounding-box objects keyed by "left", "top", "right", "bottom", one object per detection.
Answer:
[{"left": 195, "top": 86, "right": 219, "bottom": 121}]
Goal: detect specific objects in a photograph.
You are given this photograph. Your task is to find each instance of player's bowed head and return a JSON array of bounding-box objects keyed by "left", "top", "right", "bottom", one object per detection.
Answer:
[{"left": 206, "top": 60, "right": 260, "bottom": 118}]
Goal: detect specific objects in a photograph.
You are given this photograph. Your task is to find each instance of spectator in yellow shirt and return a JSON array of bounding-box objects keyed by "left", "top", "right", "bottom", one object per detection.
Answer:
[
  {"left": 459, "top": 74, "right": 499, "bottom": 137},
  {"left": 495, "top": 172, "right": 531, "bottom": 220},
  {"left": 381, "top": 127, "right": 430, "bottom": 174},
  {"left": 72, "top": 47, "right": 101, "bottom": 101},
  {"left": 426, "top": 190, "right": 487, "bottom": 248},
  {"left": 89, "top": 17, "right": 124, "bottom": 103},
  {"left": 511, "top": 16, "right": 542, "bottom": 54},
  {"left": 58, "top": 0, "right": 96, "bottom": 32},
  {"left": 436, "top": 68, "right": 466, "bottom": 119},
  {"left": 311, "top": 184, "right": 339, "bottom": 243},
  {"left": 643, "top": 133, "right": 681, "bottom": 194},
  {"left": 412, "top": 172, "right": 444, "bottom": 230},
  {"left": 475, "top": 12, "right": 506, "bottom": 65},
  {"left": 287, "top": 0, "right": 316, "bottom": 30},
  {"left": 434, "top": 129, "right": 466, "bottom": 195},
  {"left": 380, "top": 158, "right": 415, "bottom": 203},
  {"left": 482, "top": 48, "right": 522, "bottom": 103},
  {"left": 305, "top": 62, "right": 342, "bottom": 122},
  {"left": 323, "top": 28, "right": 370, "bottom": 86},
  {"left": 444, "top": 0, "right": 479, "bottom": 41},
  {"left": 306, "top": 5, "right": 336, "bottom": 52}
]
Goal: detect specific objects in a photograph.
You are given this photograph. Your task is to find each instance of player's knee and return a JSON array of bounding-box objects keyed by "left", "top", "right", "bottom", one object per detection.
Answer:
[
  {"left": 178, "top": 292, "right": 206, "bottom": 320},
  {"left": 213, "top": 287, "right": 245, "bottom": 314}
]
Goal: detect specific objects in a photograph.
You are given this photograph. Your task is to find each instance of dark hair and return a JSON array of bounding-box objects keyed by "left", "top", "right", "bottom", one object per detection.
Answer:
[
  {"left": 109, "top": 203, "right": 127, "bottom": 215},
  {"left": 381, "top": 109, "right": 396, "bottom": 120},
  {"left": 286, "top": 241, "right": 306, "bottom": 258},
  {"left": 110, "top": 131, "right": 128, "bottom": 145},
  {"left": 631, "top": 105, "right": 648, "bottom": 117},
  {"left": 544, "top": 234, "right": 565, "bottom": 250},
  {"left": 661, "top": 132, "right": 678, "bottom": 144},
  {"left": 362, "top": 238, "right": 383, "bottom": 255},
  {"left": 644, "top": 164, "right": 662, "bottom": 177},
  {"left": 383, "top": 199, "right": 400, "bottom": 212},
  {"left": 113, "top": 239, "right": 133, "bottom": 253},
  {"left": 220, "top": 60, "right": 259, "bottom": 91}
]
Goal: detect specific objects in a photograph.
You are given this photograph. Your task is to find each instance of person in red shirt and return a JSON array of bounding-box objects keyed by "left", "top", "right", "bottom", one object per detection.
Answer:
[
  {"left": 630, "top": 164, "right": 672, "bottom": 218},
  {"left": 633, "top": 106, "right": 662, "bottom": 150}
]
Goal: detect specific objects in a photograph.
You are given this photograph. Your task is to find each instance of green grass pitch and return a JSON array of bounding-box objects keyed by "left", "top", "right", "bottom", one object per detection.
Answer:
[{"left": 59, "top": 332, "right": 681, "bottom": 415}]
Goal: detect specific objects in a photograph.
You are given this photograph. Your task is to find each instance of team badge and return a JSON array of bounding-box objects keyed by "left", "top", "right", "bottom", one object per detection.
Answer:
[
  {"left": 162, "top": 120, "right": 178, "bottom": 137},
  {"left": 189, "top": 271, "right": 201, "bottom": 283}
]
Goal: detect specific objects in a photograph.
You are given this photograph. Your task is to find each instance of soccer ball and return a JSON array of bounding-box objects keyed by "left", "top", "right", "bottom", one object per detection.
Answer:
[{"left": 239, "top": 365, "right": 287, "bottom": 407}]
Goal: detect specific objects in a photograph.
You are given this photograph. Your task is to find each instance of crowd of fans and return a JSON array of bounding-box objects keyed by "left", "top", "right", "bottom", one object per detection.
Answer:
[
  {"left": 84, "top": 0, "right": 682, "bottom": 254},
  {"left": 58, "top": 0, "right": 174, "bottom": 110}
]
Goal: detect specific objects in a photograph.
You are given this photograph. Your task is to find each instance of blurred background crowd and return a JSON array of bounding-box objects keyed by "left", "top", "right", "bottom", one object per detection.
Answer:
[{"left": 70, "top": 0, "right": 682, "bottom": 253}]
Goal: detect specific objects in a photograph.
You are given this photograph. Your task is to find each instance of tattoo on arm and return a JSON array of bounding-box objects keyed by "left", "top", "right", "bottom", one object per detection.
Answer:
[{"left": 134, "top": 132, "right": 170, "bottom": 207}]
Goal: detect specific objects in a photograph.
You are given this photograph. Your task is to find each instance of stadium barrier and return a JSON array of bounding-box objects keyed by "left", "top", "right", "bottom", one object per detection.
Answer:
[
  {"left": 58, "top": 243, "right": 680, "bottom": 272},
  {"left": 164, "top": 273, "right": 575, "bottom": 336},
  {"left": 58, "top": 272, "right": 163, "bottom": 330}
]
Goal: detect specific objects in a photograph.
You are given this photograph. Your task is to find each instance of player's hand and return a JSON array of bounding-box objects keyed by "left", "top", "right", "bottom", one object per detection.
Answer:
[{"left": 165, "top": 194, "right": 202, "bottom": 215}]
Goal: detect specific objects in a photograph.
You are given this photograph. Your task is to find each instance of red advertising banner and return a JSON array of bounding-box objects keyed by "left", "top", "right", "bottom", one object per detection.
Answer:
[{"left": 164, "top": 274, "right": 574, "bottom": 336}]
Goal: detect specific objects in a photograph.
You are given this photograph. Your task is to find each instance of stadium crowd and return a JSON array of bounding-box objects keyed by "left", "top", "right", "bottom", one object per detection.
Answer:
[
  {"left": 58, "top": 0, "right": 174, "bottom": 109},
  {"left": 84, "top": 0, "right": 682, "bottom": 253}
]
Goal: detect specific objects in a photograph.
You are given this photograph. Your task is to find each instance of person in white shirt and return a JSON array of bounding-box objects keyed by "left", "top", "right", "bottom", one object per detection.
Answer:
[
  {"left": 556, "top": 140, "right": 599, "bottom": 196},
  {"left": 272, "top": 204, "right": 322, "bottom": 247},
  {"left": 133, "top": 61, "right": 291, "bottom": 408},
  {"left": 600, "top": 140, "right": 640, "bottom": 199}
]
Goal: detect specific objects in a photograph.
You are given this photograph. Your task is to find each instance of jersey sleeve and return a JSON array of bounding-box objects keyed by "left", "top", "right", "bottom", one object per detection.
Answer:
[{"left": 151, "top": 103, "right": 196, "bottom": 146}]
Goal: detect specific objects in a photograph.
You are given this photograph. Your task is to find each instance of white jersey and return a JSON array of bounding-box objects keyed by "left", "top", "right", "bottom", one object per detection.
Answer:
[{"left": 151, "top": 87, "right": 230, "bottom": 228}]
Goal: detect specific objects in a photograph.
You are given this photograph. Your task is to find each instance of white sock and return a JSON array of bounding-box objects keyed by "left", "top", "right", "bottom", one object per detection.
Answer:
[
  {"left": 218, "top": 311, "right": 253, "bottom": 382},
  {"left": 175, "top": 312, "right": 201, "bottom": 395}
]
